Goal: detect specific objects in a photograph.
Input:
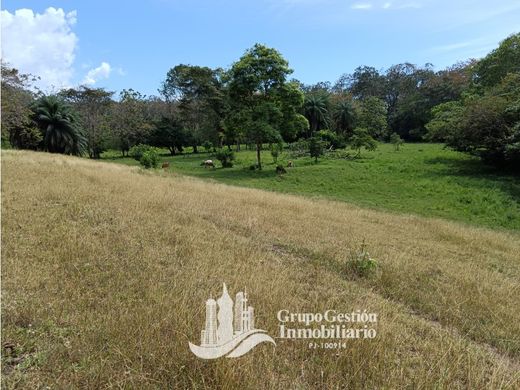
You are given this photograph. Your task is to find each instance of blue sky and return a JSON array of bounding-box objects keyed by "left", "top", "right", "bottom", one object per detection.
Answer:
[{"left": 2, "top": 0, "right": 519, "bottom": 96}]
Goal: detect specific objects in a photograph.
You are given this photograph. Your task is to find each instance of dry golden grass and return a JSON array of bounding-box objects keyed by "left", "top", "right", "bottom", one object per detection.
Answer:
[{"left": 2, "top": 150, "right": 520, "bottom": 389}]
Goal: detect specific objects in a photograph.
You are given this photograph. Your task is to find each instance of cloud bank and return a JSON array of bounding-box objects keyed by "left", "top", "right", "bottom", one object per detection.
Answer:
[{"left": 1, "top": 7, "right": 78, "bottom": 89}]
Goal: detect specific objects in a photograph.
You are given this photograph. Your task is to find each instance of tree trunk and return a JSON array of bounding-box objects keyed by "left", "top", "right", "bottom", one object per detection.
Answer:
[
  {"left": 236, "top": 140, "right": 240, "bottom": 152},
  {"left": 256, "top": 143, "right": 262, "bottom": 170},
  {"left": 193, "top": 145, "right": 198, "bottom": 154}
]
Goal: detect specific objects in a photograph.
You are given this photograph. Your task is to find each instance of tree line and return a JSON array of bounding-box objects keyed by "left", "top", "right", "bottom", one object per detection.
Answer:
[{"left": 2, "top": 34, "right": 519, "bottom": 170}]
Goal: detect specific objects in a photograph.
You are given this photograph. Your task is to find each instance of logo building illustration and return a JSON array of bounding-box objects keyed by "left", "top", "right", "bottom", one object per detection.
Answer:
[{"left": 189, "top": 284, "right": 276, "bottom": 359}]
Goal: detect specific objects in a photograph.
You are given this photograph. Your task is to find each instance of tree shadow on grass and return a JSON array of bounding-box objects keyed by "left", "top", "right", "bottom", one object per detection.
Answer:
[{"left": 424, "top": 156, "right": 520, "bottom": 203}]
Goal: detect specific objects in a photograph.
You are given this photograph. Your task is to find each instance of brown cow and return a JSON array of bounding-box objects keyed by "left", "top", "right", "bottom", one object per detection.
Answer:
[{"left": 161, "top": 162, "right": 170, "bottom": 169}]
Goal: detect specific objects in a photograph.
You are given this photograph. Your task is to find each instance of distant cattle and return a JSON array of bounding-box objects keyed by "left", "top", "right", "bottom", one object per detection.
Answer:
[
  {"left": 276, "top": 165, "right": 287, "bottom": 174},
  {"left": 287, "top": 160, "right": 293, "bottom": 168},
  {"left": 201, "top": 160, "right": 215, "bottom": 169},
  {"left": 161, "top": 162, "right": 170, "bottom": 169}
]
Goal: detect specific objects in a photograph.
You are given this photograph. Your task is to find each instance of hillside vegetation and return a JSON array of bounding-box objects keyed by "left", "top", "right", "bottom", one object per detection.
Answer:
[
  {"left": 103, "top": 143, "right": 520, "bottom": 230},
  {"left": 2, "top": 151, "right": 520, "bottom": 388}
]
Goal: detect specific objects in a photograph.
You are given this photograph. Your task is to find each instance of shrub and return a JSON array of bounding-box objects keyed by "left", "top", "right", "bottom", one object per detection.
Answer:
[
  {"left": 350, "top": 128, "right": 377, "bottom": 157},
  {"left": 129, "top": 144, "right": 153, "bottom": 161},
  {"left": 140, "top": 148, "right": 159, "bottom": 169},
  {"left": 215, "top": 148, "right": 235, "bottom": 168},
  {"left": 317, "top": 129, "right": 347, "bottom": 149},
  {"left": 309, "top": 136, "right": 325, "bottom": 163},
  {"left": 288, "top": 139, "right": 309, "bottom": 158},
  {"left": 345, "top": 241, "right": 378, "bottom": 278},
  {"left": 389, "top": 132, "right": 404, "bottom": 151},
  {"left": 202, "top": 140, "right": 213, "bottom": 153},
  {"left": 270, "top": 143, "right": 283, "bottom": 163}
]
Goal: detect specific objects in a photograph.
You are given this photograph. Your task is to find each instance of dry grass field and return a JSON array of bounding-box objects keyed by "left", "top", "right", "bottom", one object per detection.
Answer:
[{"left": 2, "top": 150, "right": 520, "bottom": 389}]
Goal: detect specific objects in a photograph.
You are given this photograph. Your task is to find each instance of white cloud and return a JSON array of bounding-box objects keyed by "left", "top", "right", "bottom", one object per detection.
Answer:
[
  {"left": 82, "top": 62, "right": 112, "bottom": 85},
  {"left": 383, "top": 2, "right": 392, "bottom": 9},
  {"left": 1, "top": 7, "right": 78, "bottom": 90},
  {"left": 429, "top": 36, "right": 501, "bottom": 54},
  {"left": 351, "top": 3, "right": 373, "bottom": 10}
]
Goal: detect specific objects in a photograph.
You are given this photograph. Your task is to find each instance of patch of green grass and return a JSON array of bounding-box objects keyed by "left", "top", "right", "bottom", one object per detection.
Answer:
[{"left": 101, "top": 144, "right": 520, "bottom": 230}]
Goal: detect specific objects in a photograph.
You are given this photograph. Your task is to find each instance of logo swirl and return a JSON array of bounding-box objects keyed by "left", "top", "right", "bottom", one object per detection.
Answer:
[{"left": 189, "top": 284, "right": 276, "bottom": 359}]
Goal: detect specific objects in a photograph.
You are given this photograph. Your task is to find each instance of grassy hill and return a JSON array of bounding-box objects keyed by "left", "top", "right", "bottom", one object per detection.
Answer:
[
  {"left": 102, "top": 143, "right": 520, "bottom": 231},
  {"left": 2, "top": 150, "right": 520, "bottom": 388}
]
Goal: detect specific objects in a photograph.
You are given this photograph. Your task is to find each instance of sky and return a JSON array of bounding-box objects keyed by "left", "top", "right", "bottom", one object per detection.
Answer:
[{"left": 2, "top": 0, "right": 519, "bottom": 96}]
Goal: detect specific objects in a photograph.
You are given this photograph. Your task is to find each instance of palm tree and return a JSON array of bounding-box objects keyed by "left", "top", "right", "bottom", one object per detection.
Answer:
[
  {"left": 303, "top": 94, "right": 329, "bottom": 136},
  {"left": 333, "top": 100, "right": 356, "bottom": 137},
  {"left": 32, "top": 96, "right": 86, "bottom": 155}
]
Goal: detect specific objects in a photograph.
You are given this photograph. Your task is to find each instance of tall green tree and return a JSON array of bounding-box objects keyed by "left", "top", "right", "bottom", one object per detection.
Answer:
[
  {"left": 226, "top": 44, "right": 300, "bottom": 169},
  {"left": 32, "top": 95, "right": 86, "bottom": 155},
  {"left": 59, "top": 86, "right": 114, "bottom": 159},
  {"left": 474, "top": 33, "right": 520, "bottom": 88},
  {"left": 149, "top": 117, "right": 187, "bottom": 155},
  {"left": 336, "top": 66, "right": 385, "bottom": 98},
  {"left": 356, "top": 97, "right": 388, "bottom": 140},
  {"left": 111, "top": 89, "right": 151, "bottom": 156},
  {"left": 1, "top": 64, "right": 41, "bottom": 149},
  {"left": 303, "top": 93, "right": 330, "bottom": 135},
  {"left": 160, "top": 65, "right": 225, "bottom": 151},
  {"left": 332, "top": 99, "right": 356, "bottom": 136}
]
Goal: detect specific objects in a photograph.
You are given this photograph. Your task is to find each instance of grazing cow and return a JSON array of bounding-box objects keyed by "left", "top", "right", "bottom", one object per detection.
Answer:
[
  {"left": 161, "top": 162, "right": 170, "bottom": 169},
  {"left": 201, "top": 160, "right": 215, "bottom": 169},
  {"left": 287, "top": 160, "right": 293, "bottom": 168}
]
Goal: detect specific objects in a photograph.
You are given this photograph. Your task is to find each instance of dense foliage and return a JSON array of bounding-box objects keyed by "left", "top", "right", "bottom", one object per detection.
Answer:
[
  {"left": 2, "top": 34, "right": 519, "bottom": 170},
  {"left": 425, "top": 34, "right": 520, "bottom": 169}
]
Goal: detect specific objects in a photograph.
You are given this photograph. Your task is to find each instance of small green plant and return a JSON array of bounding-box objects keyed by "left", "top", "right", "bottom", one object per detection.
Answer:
[
  {"left": 129, "top": 144, "right": 153, "bottom": 161},
  {"left": 140, "top": 148, "right": 159, "bottom": 169},
  {"left": 345, "top": 240, "right": 378, "bottom": 278},
  {"left": 288, "top": 139, "right": 309, "bottom": 158},
  {"left": 309, "top": 136, "right": 325, "bottom": 163},
  {"left": 389, "top": 132, "right": 404, "bottom": 151},
  {"left": 317, "top": 129, "right": 347, "bottom": 149},
  {"left": 202, "top": 140, "right": 213, "bottom": 153},
  {"left": 350, "top": 128, "right": 377, "bottom": 157},
  {"left": 270, "top": 143, "right": 283, "bottom": 163},
  {"left": 215, "top": 148, "right": 235, "bottom": 168}
]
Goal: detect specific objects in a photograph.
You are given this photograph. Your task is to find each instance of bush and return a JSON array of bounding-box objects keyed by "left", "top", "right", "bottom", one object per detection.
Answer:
[
  {"left": 202, "top": 140, "right": 213, "bottom": 153},
  {"left": 270, "top": 143, "right": 283, "bottom": 163},
  {"left": 140, "top": 148, "right": 159, "bottom": 169},
  {"left": 129, "top": 144, "right": 153, "bottom": 161},
  {"left": 309, "top": 136, "right": 325, "bottom": 163},
  {"left": 129, "top": 144, "right": 159, "bottom": 168},
  {"left": 345, "top": 241, "right": 378, "bottom": 278},
  {"left": 288, "top": 139, "right": 309, "bottom": 158},
  {"left": 215, "top": 148, "right": 235, "bottom": 168},
  {"left": 350, "top": 128, "right": 378, "bottom": 157},
  {"left": 389, "top": 132, "right": 404, "bottom": 151},
  {"left": 317, "top": 129, "right": 347, "bottom": 149}
]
